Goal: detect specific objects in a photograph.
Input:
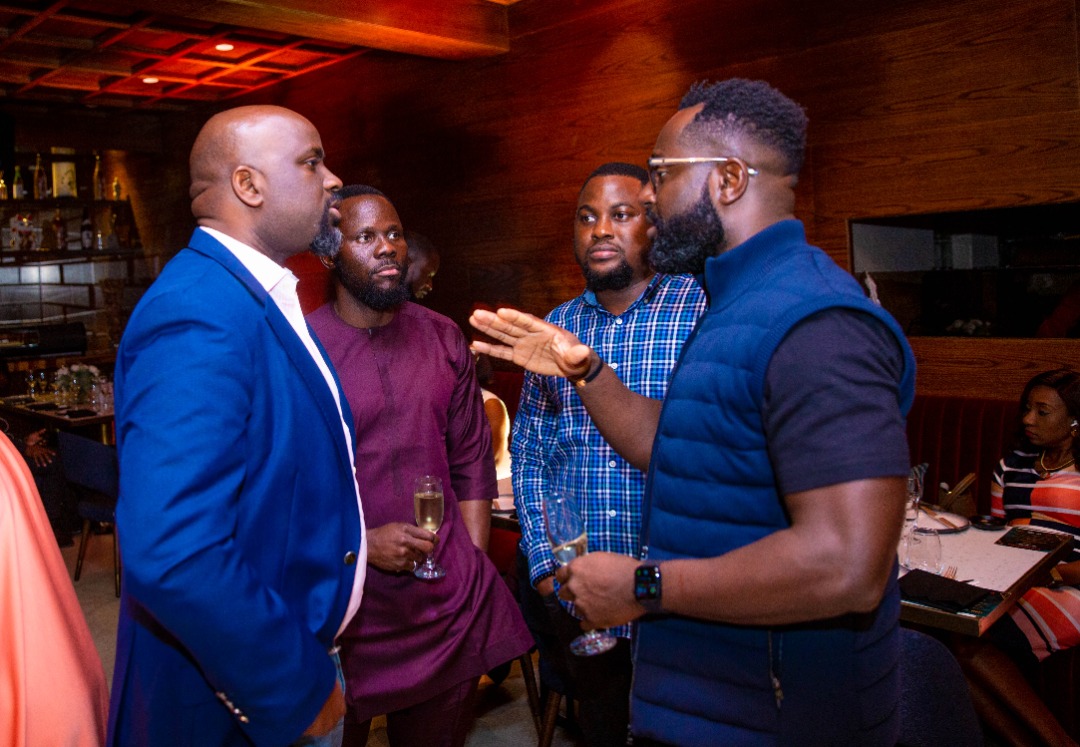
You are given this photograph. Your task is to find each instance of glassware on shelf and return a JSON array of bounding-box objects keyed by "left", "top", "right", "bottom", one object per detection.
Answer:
[
  {"left": 33, "top": 153, "right": 48, "bottom": 199},
  {"left": 92, "top": 152, "right": 104, "bottom": 200}
]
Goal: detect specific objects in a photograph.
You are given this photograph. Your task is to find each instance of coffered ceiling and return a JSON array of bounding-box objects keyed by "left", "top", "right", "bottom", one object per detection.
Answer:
[{"left": 0, "top": 0, "right": 517, "bottom": 111}]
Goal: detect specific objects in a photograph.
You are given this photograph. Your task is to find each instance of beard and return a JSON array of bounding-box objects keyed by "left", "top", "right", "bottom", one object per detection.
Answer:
[
  {"left": 580, "top": 257, "right": 635, "bottom": 292},
  {"left": 335, "top": 261, "right": 411, "bottom": 312},
  {"left": 647, "top": 182, "right": 725, "bottom": 275},
  {"left": 310, "top": 201, "right": 342, "bottom": 257}
]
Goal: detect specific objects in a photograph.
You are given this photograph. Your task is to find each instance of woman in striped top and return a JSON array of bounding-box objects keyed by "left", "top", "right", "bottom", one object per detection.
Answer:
[
  {"left": 990, "top": 367, "right": 1080, "bottom": 666},
  {"left": 949, "top": 369, "right": 1080, "bottom": 745}
]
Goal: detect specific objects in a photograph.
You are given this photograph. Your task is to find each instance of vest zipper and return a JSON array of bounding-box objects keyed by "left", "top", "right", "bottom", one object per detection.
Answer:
[{"left": 768, "top": 630, "right": 783, "bottom": 710}]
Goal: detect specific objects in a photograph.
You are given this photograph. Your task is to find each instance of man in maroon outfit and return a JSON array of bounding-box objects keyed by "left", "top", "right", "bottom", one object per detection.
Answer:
[{"left": 307, "top": 185, "right": 531, "bottom": 747}]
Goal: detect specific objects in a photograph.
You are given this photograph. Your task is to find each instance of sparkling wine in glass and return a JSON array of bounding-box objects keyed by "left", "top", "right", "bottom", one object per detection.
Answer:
[
  {"left": 413, "top": 475, "right": 446, "bottom": 580},
  {"left": 542, "top": 488, "right": 617, "bottom": 657}
]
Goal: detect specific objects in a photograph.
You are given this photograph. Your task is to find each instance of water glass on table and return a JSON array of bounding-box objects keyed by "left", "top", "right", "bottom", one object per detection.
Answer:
[
  {"left": 900, "top": 462, "right": 942, "bottom": 574},
  {"left": 542, "top": 488, "right": 616, "bottom": 657},
  {"left": 901, "top": 525, "right": 943, "bottom": 575},
  {"left": 906, "top": 462, "right": 928, "bottom": 526}
]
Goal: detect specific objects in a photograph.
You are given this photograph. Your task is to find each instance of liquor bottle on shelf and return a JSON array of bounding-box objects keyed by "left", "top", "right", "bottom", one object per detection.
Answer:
[
  {"left": 93, "top": 152, "right": 104, "bottom": 200},
  {"left": 111, "top": 177, "right": 121, "bottom": 201},
  {"left": 51, "top": 208, "right": 65, "bottom": 250},
  {"left": 0, "top": 173, "right": 7, "bottom": 200},
  {"left": 12, "top": 166, "right": 24, "bottom": 199},
  {"left": 80, "top": 208, "right": 93, "bottom": 250},
  {"left": 33, "top": 153, "right": 48, "bottom": 199}
]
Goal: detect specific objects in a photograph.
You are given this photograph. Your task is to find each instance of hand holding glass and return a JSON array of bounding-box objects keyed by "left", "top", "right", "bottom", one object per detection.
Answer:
[
  {"left": 542, "top": 489, "right": 616, "bottom": 656},
  {"left": 413, "top": 475, "right": 445, "bottom": 580}
]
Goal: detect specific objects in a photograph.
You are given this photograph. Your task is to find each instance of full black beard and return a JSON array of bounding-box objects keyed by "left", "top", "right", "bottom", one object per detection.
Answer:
[
  {"left": 581, "top": 258, "right": 635, "bottom": 292},
  {"left": 335, "top": 261, "right": 411, "bottom": 312},
  {"left": 647, "top": 182, "right": 725, "bottom": 275},
  {"left": 310, "top": 203, "right": 342, "bottom": 256}
]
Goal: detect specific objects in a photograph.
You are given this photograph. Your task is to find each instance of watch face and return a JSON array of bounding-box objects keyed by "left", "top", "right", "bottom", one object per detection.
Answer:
[{"left": 635, "top": 565, "right": 661, "bottom": 601}]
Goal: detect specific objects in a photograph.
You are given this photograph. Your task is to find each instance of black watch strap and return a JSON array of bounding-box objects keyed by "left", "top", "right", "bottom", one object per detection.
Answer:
[{"left": 635, "top": 564, "right": 663, "bottom": 613}]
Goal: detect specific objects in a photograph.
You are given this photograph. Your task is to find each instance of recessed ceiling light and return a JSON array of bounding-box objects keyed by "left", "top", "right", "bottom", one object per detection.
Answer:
[
  {"left": 142, "top": 77, "right": 159, "bottom": 84},
  {"left": 215, "top": 43, "right": 235, "bottom": 52}
]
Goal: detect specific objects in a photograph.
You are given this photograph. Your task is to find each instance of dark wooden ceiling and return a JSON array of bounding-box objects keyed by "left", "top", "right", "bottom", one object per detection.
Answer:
[{"left": 0, "top": 0, "right": 516, "bottom": 111}]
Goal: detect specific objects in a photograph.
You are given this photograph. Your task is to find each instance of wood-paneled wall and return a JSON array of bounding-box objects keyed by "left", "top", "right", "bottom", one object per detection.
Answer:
[{"left": 236, "top": 0, "right": 1080, "bottom": 398}]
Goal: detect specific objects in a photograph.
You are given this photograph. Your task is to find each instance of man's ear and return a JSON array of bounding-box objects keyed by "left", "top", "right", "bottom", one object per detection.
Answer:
[
  {"left": 317, "top": 253, "right": 336, "bottom": 270},
  {"left": 707, "top": 160, "right": 751, "bottom": 206},
  {"left": 232, "top": 166, "right": 263, "bottom": 208}
]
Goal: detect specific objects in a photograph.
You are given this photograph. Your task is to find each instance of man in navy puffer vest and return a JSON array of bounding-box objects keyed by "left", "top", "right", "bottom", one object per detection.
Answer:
[{"left": 471, "top": 79, "right": 914, "bottom": 746}]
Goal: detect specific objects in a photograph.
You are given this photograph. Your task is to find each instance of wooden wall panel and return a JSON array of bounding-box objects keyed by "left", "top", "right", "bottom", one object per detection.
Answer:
[
  {"left": 910, "top": 338, "right": 1080, "bottom": 400},
  {"left": 236, "top": 0, "right": 1080, "bottom": 395}
]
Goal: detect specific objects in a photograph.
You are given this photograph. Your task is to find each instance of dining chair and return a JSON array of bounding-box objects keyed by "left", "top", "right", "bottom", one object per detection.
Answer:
[
  {"left": 898, "top": 628, "right": 982, "bottom": 747},
  {"left": 514, "top": 547, "right": 577, "bottom": 747},
  {"left": 57, "top": 430, "right": 120, "bottom": 597}
]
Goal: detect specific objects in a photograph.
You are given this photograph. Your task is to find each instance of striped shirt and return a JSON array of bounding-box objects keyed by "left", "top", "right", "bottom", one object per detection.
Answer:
[
  {"left": 511, "top": 273, "right": 706, "bottom": 638},
  {"left": 992, "top": 449, "right": 1080, "bottom": 660}
]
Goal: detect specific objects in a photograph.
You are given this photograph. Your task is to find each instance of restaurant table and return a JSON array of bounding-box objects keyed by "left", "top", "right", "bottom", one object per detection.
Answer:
[
  {"left": 0, "top": 395, "right": 114, "bottom": 444},
  {"left": 899, "top": 524, "right": 1073, "bottom": 637}
]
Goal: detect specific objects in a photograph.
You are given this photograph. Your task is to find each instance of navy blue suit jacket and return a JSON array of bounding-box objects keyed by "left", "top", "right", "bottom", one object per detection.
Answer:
[{"left": 107, "top": 229, "right": 363, "bottom": 746}]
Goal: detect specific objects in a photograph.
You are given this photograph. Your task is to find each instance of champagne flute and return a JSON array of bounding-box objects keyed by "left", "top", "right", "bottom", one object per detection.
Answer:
[
  {"left": 413, "top": 475, "right": 446, "bottom": 580},
  {"left": 542, "top": 488, "right": 617, "bottom": 656}
]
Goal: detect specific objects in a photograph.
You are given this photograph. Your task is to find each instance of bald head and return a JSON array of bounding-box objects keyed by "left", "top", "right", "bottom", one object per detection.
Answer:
[
  {"left": 188, "top": 105, "right": 342, "bottom": 264},
  {"left": 190, "top": 106, "right": 306, "bottom": 219}
]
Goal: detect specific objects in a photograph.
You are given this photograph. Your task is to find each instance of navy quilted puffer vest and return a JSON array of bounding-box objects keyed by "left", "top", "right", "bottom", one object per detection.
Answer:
[{"left": 632, "top": 220, "right": 915, "bottom": 746}]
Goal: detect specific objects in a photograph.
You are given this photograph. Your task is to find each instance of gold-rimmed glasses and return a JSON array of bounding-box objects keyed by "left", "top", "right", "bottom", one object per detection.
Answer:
[{"left": 647, "top": 156, "right": 758, "bottom": 191}]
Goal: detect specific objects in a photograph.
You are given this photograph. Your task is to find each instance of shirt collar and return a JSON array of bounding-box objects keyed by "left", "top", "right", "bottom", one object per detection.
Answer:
[
  {"left": 581, "top": 273, "right": 667, "bottom": 315},
  {"left": 199, "top": 226, "right": 292, "bottom": 294}
]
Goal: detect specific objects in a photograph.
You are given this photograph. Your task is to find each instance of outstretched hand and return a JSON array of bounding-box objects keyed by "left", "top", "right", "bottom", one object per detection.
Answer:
[{"left": 469, "top": 307, "right": 593, "bottom": 380}]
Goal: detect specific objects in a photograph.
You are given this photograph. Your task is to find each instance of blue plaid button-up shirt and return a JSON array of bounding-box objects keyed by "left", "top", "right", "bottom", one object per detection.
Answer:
[{"left": 511, "top": 273, "right": 706, "bottom": 638}]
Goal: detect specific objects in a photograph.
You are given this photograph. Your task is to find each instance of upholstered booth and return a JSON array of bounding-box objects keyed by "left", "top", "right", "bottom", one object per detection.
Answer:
[{"left": 905, "top": 395, "right": 1019, "bottom": 515}]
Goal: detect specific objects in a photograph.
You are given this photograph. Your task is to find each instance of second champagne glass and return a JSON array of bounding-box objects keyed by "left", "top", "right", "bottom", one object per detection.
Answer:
[
  {"left": 413, "top": 475, "right": 446, "bottom": 580},
  {"left": 542, "top": 488, "right": 617, "bottom": 656}
]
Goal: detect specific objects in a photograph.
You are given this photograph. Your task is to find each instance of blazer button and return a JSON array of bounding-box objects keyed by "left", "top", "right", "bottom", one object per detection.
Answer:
[{"left": 343, "top": 551, "right": 357, "bottom": 565}]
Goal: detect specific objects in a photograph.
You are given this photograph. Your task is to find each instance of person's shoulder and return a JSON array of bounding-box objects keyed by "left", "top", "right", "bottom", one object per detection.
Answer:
[
  {"left": 132, "top": 249, "right": 245, "bottom": 321},
  {"left": 401, "top": 302, "right": 466, "bottom": 337},
  {"left": 1002, "top": 448, "right": 1038, "bottom": 469},
  {"left": 652, "top": 273, "right": 706, "bottom": 302},
  {"left": 655, "top": 273, "right": 702, "bottom": 290},
  {"left": 305, "top": 302, "right": 336, "bottom": 329}
]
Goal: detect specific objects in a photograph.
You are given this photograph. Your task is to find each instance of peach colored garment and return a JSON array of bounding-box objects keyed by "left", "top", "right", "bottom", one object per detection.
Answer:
[{"left": 0, "top": 431, "right": 107, "bottom": 746}]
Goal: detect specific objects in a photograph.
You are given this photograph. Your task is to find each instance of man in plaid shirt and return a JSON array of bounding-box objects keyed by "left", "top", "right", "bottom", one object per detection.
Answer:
[{"left": 511, "top": 162, "right": 706, "bottom": 747}]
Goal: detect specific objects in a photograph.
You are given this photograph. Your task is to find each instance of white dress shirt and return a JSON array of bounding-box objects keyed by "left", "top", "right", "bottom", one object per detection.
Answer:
[{"left": 200, "top": 226, "right": 366, "bottom": 636}]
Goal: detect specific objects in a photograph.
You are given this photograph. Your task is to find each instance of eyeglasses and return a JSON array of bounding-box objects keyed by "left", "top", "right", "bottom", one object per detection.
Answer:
[{"left": 647, "top": 156, "right": 758, "bottom": 190}]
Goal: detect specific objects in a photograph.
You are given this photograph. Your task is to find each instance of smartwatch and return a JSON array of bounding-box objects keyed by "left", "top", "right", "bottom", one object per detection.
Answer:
[{"left": 635, "top": 564, "right": 663, "bottom": 613}]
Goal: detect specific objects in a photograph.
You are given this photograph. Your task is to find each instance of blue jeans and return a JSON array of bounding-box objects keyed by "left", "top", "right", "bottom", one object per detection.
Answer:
[{"left": 291, "top": 649, "right": 346, "bottom": 747}]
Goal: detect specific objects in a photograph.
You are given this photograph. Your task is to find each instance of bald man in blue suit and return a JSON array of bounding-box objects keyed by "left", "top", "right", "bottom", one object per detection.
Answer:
[{"left": 107, "top": 105, "right": 366, "bottom": 746}]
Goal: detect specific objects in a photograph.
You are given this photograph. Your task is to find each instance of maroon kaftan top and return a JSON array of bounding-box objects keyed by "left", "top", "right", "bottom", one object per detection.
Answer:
[{"left": 308, "top": 302, "right": 531, "bottom": 719}]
